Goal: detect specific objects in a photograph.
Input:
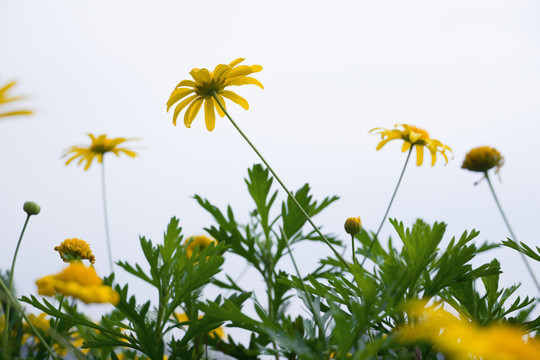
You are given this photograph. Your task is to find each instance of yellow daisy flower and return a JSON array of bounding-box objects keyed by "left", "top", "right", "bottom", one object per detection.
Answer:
[
  {"left": 462, "top": 146, "right": 504, "bottom": 174},
  {"left": 166, "top": 58, "right": 263, "bottom": 131},
  {"left": 0, "top": 80, "right": 33, "bottom": 118},
  {"left": 370, "top": 124, "right": 453, "bottom": 166},
  {"left": 63, "top": 134, "right": 138, "bottom": 171},
  {"left": 36, "top": 262, "right": 119, "bottom": 305},
  {"left": 184, "top": 235, "right": 217, "bottom": 258},
  {"left": 54, "top": 238, "right": 96, "bottom": 264}
]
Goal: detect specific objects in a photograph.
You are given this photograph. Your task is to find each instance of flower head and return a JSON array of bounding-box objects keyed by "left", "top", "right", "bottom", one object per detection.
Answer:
[
  {"left": 344, "top": 217, "right": 362, "bottom": 236},
  {"left": 167, "top": 58, "right": 263, "bottom": 131},
  {"left": 0, "top": 80, "right": 33, "bottom": 118},
  {"left": 184, "top": 235, "right": 216, "bottom": 258},
  {"left": 63, "top": 134, "right": 138, "bottom": 171},
  {"left": 54, "top": 238, "right": 96, "bottom": 264},
  {"left": 462, "top": 146, "right": 504, "bottom": 174},
  {"left": 36, "top": 262, "right": 119, "bottom": 305},
  {"left": 370, "top": 124, "right": 453, "bottom": 166}
]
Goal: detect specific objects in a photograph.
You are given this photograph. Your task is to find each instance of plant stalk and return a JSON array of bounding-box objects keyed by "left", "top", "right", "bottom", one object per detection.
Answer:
[{"left": 101, "top": 160, "right": 114, "bottom": 272}]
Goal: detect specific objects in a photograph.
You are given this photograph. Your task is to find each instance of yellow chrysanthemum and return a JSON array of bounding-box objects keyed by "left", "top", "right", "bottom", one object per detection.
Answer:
[
  {"left": 54, "top": 238, "right": 96, "bottom": 264},
  {"left": 0, "top": 80, "right": 33, "bottom": 118},
  {"left": 370, "top": 124, "right": 453, "bottom": 166},
  {"left": 166, "top": 58, "right": 263, "bottom": 131},
  {"left": 184, "top": 235, "right": 217, "bottom": 258},
  {"left": 462, "top": 146, "right": 504, "bottom": 174},
  {"left": 36, "top": 262, "right": 119, "bottom": 305},
  {"left": 174, "top": 313, "right": 225, "bottom": 339},
  {"left": 398, "top": 300, "right": 540, "bottom": 359},
  {"left": 63, "top": 134, "right": 138, "bottom": 171}
]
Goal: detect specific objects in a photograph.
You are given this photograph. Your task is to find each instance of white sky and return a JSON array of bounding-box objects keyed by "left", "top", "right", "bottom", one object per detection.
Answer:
[{"left": 1, "top": 0, "right": 540, "bottom": 330}]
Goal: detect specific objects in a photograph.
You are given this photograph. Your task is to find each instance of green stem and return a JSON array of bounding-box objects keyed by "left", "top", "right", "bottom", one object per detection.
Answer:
[
  {"left": 351, "top": 234, "right": 358, "bottom": 266},
  {"left": 211, "top": 92, "right": 350, "bottom": 270},
  {"left": 484, "top": 173, "right": 540, "bottom": 294},
  {"left": 48, "top": 295, "right": 65, "bottom": 360},
  {"left": 360, "top": 147, "right": 413, "bottom": 267},
  {"left": 282, "top": 228, "right": 327, "bottom": 348},
  {"left": 0, "top": 278, "right": 61, "bottom": 360},
  {"left": 101, "top": 160, "right": 114, "bottom": 272},
  {"left": 2, "top": 213, "right": 31, "bottom": 356}
]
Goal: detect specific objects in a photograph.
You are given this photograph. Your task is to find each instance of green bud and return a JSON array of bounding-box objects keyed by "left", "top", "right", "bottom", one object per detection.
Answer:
[
  {"left": 344, "top": 216, "right": 362, "bottom": 235},
  {"left": 23, "top": 201, "right": 41, "bottom": 216}
]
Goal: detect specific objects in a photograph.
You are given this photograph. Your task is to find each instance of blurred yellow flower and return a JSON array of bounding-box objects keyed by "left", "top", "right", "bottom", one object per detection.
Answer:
[
  {"left": 36, "top": 262, "right": 119, "bottom": 305},
  {"left": 398, "top": 300, "right": 540, "bottom": 359},
  {"left": 63, "top": 134, "right": 138, "bottom": 171},
  {"left": 174, "top": 312, "right": 225, "bottom": 339},
  {"left": 344, "top": 217, "right": 362, "bottom": 236},
  {"left": 184, "top": 235, "right": 216, "bottom": 258},
  {"left": 167, "top": 58, "right": 263, "bottom": 131},
  {"left": 0, "top": 80, "right": 33, "bottom": 118},
  {"left": 54, "top": 238, "right": 96, "bottom": 264},
  {"left": 462, "top": 146, "right": 504, "bottom": 174},
  {"left": 370, "top": 124, "right": 453, "bottom": 166}
]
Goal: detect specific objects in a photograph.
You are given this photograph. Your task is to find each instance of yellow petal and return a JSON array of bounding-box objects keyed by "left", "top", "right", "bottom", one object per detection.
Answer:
[
  {"left": 0, "top": 81, "right": 16, "bottom": 94},
  {"left": 214, "top": 95, "right": 227, "bottom": 117},
  {"left": 221, "top": 90, "right": 249, "bottom": 110},
  {"left": 172, "top": 94, "right": 198, "bottom": 126},
  {"left": 401, "top": 141, "right": 411, "bottom": 153},
  {"left": 190, "top": 68, "right": 211, "bottom": 84},
  {"left": 204, "top": 98, "right": 216, "bottom": 131},
  {"left": 375, "top": 139, "right": 391, "bottom": 151},
  {"left": 184, "top": 98, "right": 203, "bottom": 128},
  {"left": 430, "top": 151, "right": 437, "bottom": 166},
  {"left": 175, "top": 80, "right": 198, "bottom": 88},
  {"left": 213, "top": 64, "right": 232, "bottom": 82},
  {"left": 227, "top": 65, "right": 262, "bottom": 79},
  {"left": 229, "top": 58, "right": 245, "bottom": 68},
  {"left": 167, "top": 88, "right": 195, "bottom": 111},
  {"left": 416, "top": 145, "right": 424, "bottom": 166},
  {"left": 0, "top": 110, "right": 33, "bottom": 118},
  {"left": 226, "top": 77, "right": 264, "bottom": 89}
]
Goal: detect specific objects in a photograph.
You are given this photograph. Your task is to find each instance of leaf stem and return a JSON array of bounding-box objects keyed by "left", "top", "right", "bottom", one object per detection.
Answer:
[
  {"left": 211, "top": 92, "right": 350, "bottom": 270},
  {"left": 360, "top": 147, "right": 413, "bottom": 266},
  {"left": 484, "top": 172, "right": 540, "bottom": 294},
  {"left": 101, "top": 160, "right": 114, "bottom": 272}
]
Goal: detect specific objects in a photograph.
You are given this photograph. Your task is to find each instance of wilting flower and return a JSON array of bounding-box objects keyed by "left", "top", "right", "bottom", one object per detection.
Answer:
[
  {"left": 167, "top": 58, "right": 263, "bottom": 131},
  {"left": 0, "top": 80, "right": 33, "bottom": 118},
  {"left": 344, "top": 217, "right": 362, "bottom": 236},
  {"left": 36, "top": 262, "right": 119, "bottom": 305},
  {"left": 174, "top": 312, "right": 225, "bottom": 339},
  {"left": 462, "top": 146, "right": 504, "bottom": 174},
  {"left": 398, "top": 300, "right": 540, "bottom": 359},
  {"left": 370, "top": 124, "right": 453, "bottom": 166},
  {"left": 63, "top": 134, "right": 138, "bottom": 171},
  {"left": 184, "top": 235, "right": 216, "bottom": 258},
  {"left": 54, "top": 238, "right": 96, "bottom": 264}
]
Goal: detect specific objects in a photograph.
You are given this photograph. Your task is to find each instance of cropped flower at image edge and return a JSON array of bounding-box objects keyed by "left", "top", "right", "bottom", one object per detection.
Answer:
[
  {"left": 370, "top": 124, "right": 453, "bottom": 166},
  {"left": 167, "top": 58, "right": 263, "bottom": 131}
]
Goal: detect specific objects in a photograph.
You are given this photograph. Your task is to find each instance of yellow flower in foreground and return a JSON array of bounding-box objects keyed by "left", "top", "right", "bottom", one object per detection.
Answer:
[
  {"left": 184, "top": 235, "right": 217, "bottom": 258},
  {"left": 167, "top": 58, "right": 263, "bottom": 131},
  {"left": 398, "top": 301, "right": 540, "bottom": 359},
  {"left": 63, "top": 134, "right": 138, "bottom": 171},
  {"left": 0, "top": 80, "right": 33, "bottom": 118},
  {"left": 54, "top": 238, "right": 96, "bottom": 264},
  {"left": 370, "top": 124, "right": 453, "bottom": 166},
  {"left": 462, "top": 146, "right": 504, "bottom": 174},
  {"left": 36, "top": 262, "right": 119, "bottom": 305},
  {"left": 174, "top": 312, "right": 225, "bottom": 339}
]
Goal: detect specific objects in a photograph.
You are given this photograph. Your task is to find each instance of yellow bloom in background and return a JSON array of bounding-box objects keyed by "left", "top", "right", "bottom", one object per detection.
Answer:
[
  {"left": 184, "top": 235, "right": 217, "bottom": 258},
  {"left": 462, "top": 146, "right": 504, "bottom": 174},
  {"left": 174, "top": 312, "right": 225, "bottom": 339},
  {"left": 0, "top": 80, "right": 33, "bottom": 118},
  {"left": 398, "top": 300, "right": 540, "bottom": 359},
  {"left": 36, "top": 262, "right": 119, "bottom": 305},
  {"left": 54, "top": 238, "right": 96, "bottom": 264},
  {"left": 370, "top": 124, "right": 453, "bottom": 166},
  {"left": 63, "top": 134, "right": 138, "bottom": 171},
  {"left": 167, "top": 58, "right": 263, "bottom": 131}
]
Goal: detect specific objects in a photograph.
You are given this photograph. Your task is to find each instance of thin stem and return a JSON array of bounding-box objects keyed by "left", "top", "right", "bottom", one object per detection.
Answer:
[
  {"left": 484, "top": 173, "right": 540, "bottom": 294},
  {"left": 211, "top": 92, "right": 350, "bottom": 270},
  {"left": 48, "top": 295, "right": 65, "bottom": 360},
  {"left": 3, "top": 213, "right": 31, "bottom": 356},
  {"left": 101, "top": 160, "right": 114, "bottom": 272},
  {"left": 360, "top": 147, "right": 413, "bottom": 267},
  {"left": 282, "top": 228, "right": 327, "bottom": 348},
  {"left": 0, "top": 278, "right": 61, "bottom": 360},
  {"left": 351, "top": 234, "right": 358, "bottom": 266}
]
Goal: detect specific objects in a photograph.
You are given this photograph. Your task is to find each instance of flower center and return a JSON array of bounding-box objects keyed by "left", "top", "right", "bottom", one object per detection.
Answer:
[{"left": 409, "top": 126, "right": 429, "bottom": 138}]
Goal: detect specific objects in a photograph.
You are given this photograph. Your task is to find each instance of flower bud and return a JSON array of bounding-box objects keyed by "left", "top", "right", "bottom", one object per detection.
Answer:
[
  {"left": 462, "top": 146, "right": 503, "bottom": 173},
  {"left": 23, "top": 201, "right": 41, "bottom": 216},
  {"left": 344, "top": 217, "right": 362, "bottom": 236}
]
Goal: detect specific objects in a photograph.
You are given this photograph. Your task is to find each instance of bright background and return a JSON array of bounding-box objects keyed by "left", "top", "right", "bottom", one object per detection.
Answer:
[{"left": 1, "top": 0, "right": 540, "bottom": 335}]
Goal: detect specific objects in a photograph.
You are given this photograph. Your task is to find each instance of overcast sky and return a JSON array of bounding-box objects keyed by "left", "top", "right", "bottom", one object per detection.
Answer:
[{"left": 1, "top": 0, "right": 540, "bottom": 325}]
